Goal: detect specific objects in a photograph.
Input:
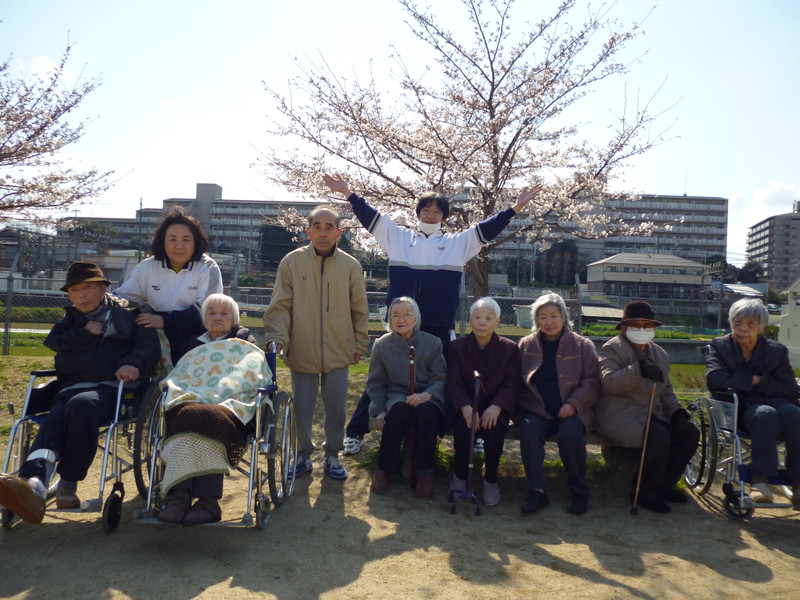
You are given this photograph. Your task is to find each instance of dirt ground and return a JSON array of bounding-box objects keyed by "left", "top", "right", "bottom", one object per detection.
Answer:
[{"left": 2, "top": 433, "right": 800, "bottom": 600}]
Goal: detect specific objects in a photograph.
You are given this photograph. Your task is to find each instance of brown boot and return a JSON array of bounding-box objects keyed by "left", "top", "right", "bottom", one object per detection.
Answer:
[
  {"left": 415, "top": 474, "right": 433, "bottom": 499},
  {"left": 371, "top": 468, "right": 389, "bottom": 494},
  {"left": 56, "top": 480, "right": 80, "bottom": 509},
  {"left": 0, "top": 474, "right": 46, "bottom": 524},
  {"left": 182, "top": 497, "right": 222, "bottom": 526}
]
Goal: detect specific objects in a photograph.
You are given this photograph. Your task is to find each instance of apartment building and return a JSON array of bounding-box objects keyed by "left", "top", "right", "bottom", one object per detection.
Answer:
[{"left": 746, "top": 201, "right": 800, "bottom": 291}]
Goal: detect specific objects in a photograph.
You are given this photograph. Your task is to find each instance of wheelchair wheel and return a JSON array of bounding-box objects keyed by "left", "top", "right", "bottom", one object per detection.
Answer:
[
  {"left": 724, "top": 494, "right": 754, "bottom": 520},
  {"left": 133, "top": 387, "right": 164, "bottom": 500},
  {"left": 268, "top": 392, "right": 298, "bottom": 506},
  {"left": 102, "top": 491, "right": 123, "bottom": 533},
  {"left": 684, "top": 398, "right": 717, "bottom": 495}
]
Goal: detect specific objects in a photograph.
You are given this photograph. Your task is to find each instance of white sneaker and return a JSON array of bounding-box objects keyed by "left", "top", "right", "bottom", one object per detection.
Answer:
[
  {"left": 749, "top": 481, "right": 774, "bottom": 503},
  {"left": 342, "top": 437, "right": 363, "bottom": 456}
]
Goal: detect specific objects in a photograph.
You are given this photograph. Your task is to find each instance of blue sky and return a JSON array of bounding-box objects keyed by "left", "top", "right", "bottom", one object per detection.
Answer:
[{"left": 2, "top": 0, "right": 798, "bottom": 265}]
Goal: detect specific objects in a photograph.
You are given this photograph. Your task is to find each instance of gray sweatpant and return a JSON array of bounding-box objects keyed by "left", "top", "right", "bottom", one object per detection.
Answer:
[{"left": 291, "top": 367, "right": 349, "bottom": 460}]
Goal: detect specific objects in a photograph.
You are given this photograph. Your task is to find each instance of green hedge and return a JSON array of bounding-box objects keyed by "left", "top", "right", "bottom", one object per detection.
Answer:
[{"left": 0, "top": 304, "right": 62, "bottom": 324}]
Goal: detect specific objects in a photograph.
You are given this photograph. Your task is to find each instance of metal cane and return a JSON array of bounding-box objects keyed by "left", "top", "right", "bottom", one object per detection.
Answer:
[
  {"left": 450, "top": 370, "right": 482, "bottom": 516},
  {"left": 631, "top": 381, "right": 658, "bottom": 515},
  {"left": 408, "top": 346, "right": 417, "bottom": 487}
]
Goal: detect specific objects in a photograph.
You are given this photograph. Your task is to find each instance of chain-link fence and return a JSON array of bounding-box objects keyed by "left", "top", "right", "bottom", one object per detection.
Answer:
[{"left": 2, "top": 273, "right": 727, "bottom": 356}]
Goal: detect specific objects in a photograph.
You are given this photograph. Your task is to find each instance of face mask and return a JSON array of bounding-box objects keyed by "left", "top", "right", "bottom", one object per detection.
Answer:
[
  {"left": 625, "top": 327, "right": 655, "bottom": 345},
  {"left": 418, "top": 220, "right": 441, "bottom": 236}
]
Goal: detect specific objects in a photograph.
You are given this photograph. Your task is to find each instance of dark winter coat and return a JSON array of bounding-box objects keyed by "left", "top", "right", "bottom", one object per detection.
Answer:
[
  {"left": 45, "top": 294, "right": 161, "bottom": 387},
  {"left": 706, "top": 334, "right": 799, "bottom": 409}
]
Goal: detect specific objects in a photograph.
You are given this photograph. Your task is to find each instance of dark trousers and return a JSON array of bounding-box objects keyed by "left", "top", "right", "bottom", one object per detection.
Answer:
[
  {"left": 453, "top": 415, "right": 508, "bottom": 483},
  {"left": 20, "top": 386, "right": 119, "bottom": 483},
  {"left": 519, "top": 412, "right": 588, "bottom": 495},
  {"left": 741, "top": 397, "right": 800, "bottom": 481},
  {"left": 171, "top": 474, "right": 224, "bottom": 500},
  {"left": 636, "top": 418, "right": 700, "bottom": 499},
  {"left": 346, "top": 325, "right": 451, "bottom": 439},
  {"left": 377, "top": 402, "right": 443, "bottom": 473}
]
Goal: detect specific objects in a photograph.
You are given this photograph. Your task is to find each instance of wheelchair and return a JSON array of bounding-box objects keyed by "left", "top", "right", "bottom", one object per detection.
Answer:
[
  {"left": 684, "top": 389, "right": 795, "bottom": 519},
  {"left": 2, "top": 371, "right": 158, "bottom": 533},
  {"left": 132, "top": 343, "right": 298, "bottom": 529}
]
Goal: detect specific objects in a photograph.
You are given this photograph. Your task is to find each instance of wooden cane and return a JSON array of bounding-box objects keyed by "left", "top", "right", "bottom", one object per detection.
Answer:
[
  {"left": 408, "top": 345, "right": 416, "bottom": 487},
  {"left": 631, "top": 381, "right": 658, "bottom": 515}
]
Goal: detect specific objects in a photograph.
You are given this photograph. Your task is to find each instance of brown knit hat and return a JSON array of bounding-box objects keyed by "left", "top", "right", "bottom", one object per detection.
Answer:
[
  {"left": 616, "top": 301, "right": 662, "bottom": 330},
  {"left": 60, "top": 262, "right": 111, "bottom": 292}
]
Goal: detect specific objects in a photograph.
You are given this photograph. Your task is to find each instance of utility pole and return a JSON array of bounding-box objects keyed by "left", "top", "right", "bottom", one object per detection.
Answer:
[{"left": 137, "top": 196, "right": 143, "bottom": 262}]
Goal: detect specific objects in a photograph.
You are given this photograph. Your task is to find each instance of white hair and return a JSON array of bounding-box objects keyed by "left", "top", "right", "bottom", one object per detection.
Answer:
[
  {"left": 386, "top": 296, "right": 421, "bottom": 333},
  {"left": 200, "top": 293, "right": 240, "bottom": 328},
  {"left": 469, "top": 297, "right": 501, "bottom": 320},
  {"left": 728, "top": 298, "right": 768, "bottom": 332}
]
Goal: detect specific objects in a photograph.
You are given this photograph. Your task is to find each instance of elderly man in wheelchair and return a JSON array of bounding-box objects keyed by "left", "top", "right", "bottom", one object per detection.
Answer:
[
  {"left": 0, "top": 262, "right": 160, "bottom": 525},
  {"left": 706, "top": 298, "right": 800, "bottom": 509}
]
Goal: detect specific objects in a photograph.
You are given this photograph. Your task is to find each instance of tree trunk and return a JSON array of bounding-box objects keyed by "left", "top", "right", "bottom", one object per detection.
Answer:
[{"left": 467, "top": 248, "right": 491, "bottom": 298}]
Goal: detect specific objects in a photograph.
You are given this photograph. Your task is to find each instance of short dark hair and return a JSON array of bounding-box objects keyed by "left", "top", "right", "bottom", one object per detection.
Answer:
[
  {"left": 151, "top": 207, "right": 208, "bottom": 262},
  {"left": 415, "top": 192, "right": 450, "bottom": 220}
]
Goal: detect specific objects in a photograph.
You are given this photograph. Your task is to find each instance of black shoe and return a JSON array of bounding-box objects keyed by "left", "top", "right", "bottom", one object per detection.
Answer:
[
  {"left": 636, "top": 496, "right": 671, "bottom": 514},
  {"left": 521, "top": 490, "right": 549, "bottom": 514},
  {"left": 660, "top": 488, "right": 688, "bottom": 504},
  {"left": 567, "top": 493, "right": 588, "bottom": 515}
]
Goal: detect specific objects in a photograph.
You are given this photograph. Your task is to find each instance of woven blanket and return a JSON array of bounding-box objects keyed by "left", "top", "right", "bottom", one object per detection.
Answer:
[{"left": 160, "top": 338, "right": 270, "bottom": 425}]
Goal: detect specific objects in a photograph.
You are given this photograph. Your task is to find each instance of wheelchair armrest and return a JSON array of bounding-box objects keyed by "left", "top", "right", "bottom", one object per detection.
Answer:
[{"left": 30, "top": 369, "right": 57, "bottom": 377}]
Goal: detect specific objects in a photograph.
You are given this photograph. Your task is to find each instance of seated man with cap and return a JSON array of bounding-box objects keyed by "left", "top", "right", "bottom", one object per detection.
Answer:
[{"left": 0, "top": 262, "right": 160, "bottom": 524}]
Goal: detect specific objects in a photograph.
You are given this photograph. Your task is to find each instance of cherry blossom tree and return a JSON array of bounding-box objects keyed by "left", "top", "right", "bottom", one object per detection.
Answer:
[
  {"left": 0, "top": 46, "right": 112, "bottom": 223},
  {"left": 259, "top": 0, "right": 668, "bottom": 295}
]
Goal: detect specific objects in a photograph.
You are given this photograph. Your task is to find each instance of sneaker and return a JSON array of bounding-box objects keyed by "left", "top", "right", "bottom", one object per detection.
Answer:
[
  {"left": 343, "top": 437, "right": 363, "bottom": 456},
  {"left": 323, "top": 456, "right": 348, "bottom": 480},
  {"left": 749, "top": 481, "right": 774, "bottom": 503},
  {"left": 290, "top": 457, "right": 313, "bottom": 478},
  {"left": 482, "top": 481, "right": 501, "bottom": 507},
  {"left": 473, "top": 438, "right": 485, "bottom": 456}
]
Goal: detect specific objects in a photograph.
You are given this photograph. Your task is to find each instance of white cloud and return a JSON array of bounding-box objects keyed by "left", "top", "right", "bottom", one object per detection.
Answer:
[
  {"left": 752, "top": 182, "right": 800, "bottom": 214},
  {"left": 726, "top": 183, "right": 800, "bottom": 266},
  {"left": 30, "top": 55, "right": 75, "bottom": 83}
]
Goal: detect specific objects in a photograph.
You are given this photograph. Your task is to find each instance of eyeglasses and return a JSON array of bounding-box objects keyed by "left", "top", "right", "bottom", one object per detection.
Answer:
[{"left": 390, "top": 311, "right": 414, "bottom": 320}]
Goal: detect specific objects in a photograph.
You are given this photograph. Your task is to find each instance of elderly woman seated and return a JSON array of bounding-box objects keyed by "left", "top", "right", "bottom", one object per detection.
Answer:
[
  {"left": 706, "top": 298, "right": 800, "bottom": 507},
  {"left": 517, "top": 292, "right": 600, "bottom": 516},
  {"left": 446, "top": 297, "right": 519, "bottom": 507},
  {"left": 368, "top": 297, "right": 447, "bottom": 499},
  {"left": 157, "top": 294, "right": 268, "bottom": 525}
]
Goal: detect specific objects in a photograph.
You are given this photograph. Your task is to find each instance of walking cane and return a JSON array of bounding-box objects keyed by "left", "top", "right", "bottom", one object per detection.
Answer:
[
  {"left": 408, "top": 346, "right": 417, "bottom": 487},
  {"left": 450, "top": 370, "right": 482, "bottom": 516},
  {"left": 631, "top": 380, "right": 658, "bottom": 515}
]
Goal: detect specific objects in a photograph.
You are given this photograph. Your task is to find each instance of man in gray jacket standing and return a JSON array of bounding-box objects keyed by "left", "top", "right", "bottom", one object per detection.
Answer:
[{"left": 263, "top": 206, "right": 369, "bottom": 480}]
